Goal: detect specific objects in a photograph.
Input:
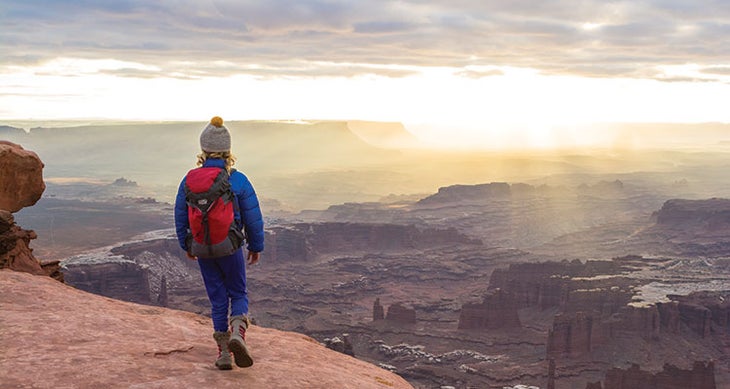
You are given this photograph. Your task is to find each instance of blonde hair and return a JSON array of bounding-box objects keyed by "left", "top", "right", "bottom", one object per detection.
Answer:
[{"left": 197, "top": 151, "right": 236, "bottom": 173}]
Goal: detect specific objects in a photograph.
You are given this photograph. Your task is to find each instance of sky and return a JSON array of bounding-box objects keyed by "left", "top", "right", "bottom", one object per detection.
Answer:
[{"left": 1, "top": 0, "right": 730, "bottom": 148}]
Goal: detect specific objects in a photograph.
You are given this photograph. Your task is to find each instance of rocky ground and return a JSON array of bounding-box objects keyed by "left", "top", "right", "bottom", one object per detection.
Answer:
[{"left": 0, "top": 270, "right": 412, "bottom": 389}]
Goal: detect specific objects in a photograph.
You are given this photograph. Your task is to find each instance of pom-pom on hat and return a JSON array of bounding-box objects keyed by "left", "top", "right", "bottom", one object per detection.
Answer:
[{"left": 200, "top": 116, "right": 231, "bottom": 152}]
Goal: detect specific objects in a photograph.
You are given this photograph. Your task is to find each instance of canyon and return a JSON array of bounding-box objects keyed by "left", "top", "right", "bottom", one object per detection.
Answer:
[
  {"left": 48, "top": 186, "right": 730, "bottom": 388},
  {"left": 6, "top": 122, "right": 730, "bottom": 388}
]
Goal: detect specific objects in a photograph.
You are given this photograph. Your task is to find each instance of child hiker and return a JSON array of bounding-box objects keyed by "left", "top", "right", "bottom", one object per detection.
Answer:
[{"left": 174, "top": 116, "right": 265, "bottom": 370}]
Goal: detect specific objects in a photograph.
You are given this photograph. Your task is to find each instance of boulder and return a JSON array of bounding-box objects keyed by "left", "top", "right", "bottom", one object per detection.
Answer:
[{"left": 0, "top": 141, "right": 45, "bottom": 213}]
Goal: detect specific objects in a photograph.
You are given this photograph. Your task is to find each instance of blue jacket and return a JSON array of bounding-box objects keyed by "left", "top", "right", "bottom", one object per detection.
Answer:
[{"left": 174, "top": 158, "right": 265, "bottom": 253}]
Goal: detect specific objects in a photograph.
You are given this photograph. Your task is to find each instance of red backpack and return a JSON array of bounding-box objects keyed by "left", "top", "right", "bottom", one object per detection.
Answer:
[{"left": 184, "top": 167, "right": 245, "bottom": 258}]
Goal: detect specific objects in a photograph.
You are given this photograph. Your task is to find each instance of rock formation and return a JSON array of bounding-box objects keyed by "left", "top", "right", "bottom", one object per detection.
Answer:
[
  {"left": 672, "top": 291, "right": 730, "bottom": 337},
  {"left": 655, "top": 301, "right": 681, "bottom": 334},
  {"left": 266, "top": 222, "right": 480, "bottom": 262},
  {"left": 595, "top": 361, "right": 716, "bottom": 389},
  {"left": 417, "top": 182, "right": 511, "bottom": 205},
  {"left": 679, "top": 303, "right": 712, "bottom": 338},
  {"left": 655, "top": 198, "right": 730, "bottom": 228},
  {"left": 547, "top": 299, "right": 682, "bottom": 358},
  {"left": 547, "top": 359, "right": 556, "bottom": 389},
  {"left": 487, "top": 260, "right": 626, "bottom": 311},
  {"left": 265, "top": 225, "right": 311, "bottom": 261},
  {"left": 0, "top": 141, "right": 45, "bottom": 213},
  {"left": 415, "top": 181, "right": 622, "bottom": 207},
  {"left": 612, "top": 305, "right": 661, "bottom": 339},
  {"left": 638, "top": 198, "right": 730, "bottom": 256},
  {"left": 547, "top": 311, "right": 600, "bottom": 358},
  {"left": 61, "top": 236, "right": 202, "bottom": 306},
  {"left": 63, "top": 260, "right": 153, "bottom": 304},
  {"left": 0, "top": 142, "right": 61, "bottom": 281},
  {"left": 486, "top": 258, "right": 727, "bottom": 366},
  {"left": 0, "top": 270, "right": 413, "bottom": 389},
  {"left": 373, "top": 297, "right": 385, "bottom": 321},
  {"left": 157, "top": 275, "right": 169, "bottom": 307},
  {"left": 0, "top": 210, "right": 44, "bottom": 275},
  {"left": 458, "top": 288, "right": 521, "bottom": 330},
  {"left": 386, "top": 303, "right": 416, "bottom": 324},
  {"left": 324, "top": 333, "right": 355, "bottom": 357}
]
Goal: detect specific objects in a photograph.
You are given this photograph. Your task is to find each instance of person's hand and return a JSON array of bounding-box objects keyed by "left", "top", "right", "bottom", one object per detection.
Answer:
[
  {"left": 247, "top": 251, "right": 260, "bottom": 265},
  {"left": 186, "top": 251, "right": 198, "bottom": 260}
]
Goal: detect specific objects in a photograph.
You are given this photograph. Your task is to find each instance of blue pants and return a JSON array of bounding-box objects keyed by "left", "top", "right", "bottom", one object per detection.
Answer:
[{"left": 197, "top": 248, "right": 248, "bottom": 332}]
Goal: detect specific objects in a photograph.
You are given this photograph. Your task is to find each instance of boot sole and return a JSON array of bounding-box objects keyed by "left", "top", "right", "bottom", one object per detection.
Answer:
[
  {"left": 216, "top": 361, "right": 233, "bottom": 370},
  {"left": 228, "top": 339, "right": 254, "bottom": 368}
]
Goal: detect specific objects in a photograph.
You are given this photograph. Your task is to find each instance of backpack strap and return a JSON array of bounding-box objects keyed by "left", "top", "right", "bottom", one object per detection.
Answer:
[{"left": 227, "top": 172, "right": 246, "bottom": 241}]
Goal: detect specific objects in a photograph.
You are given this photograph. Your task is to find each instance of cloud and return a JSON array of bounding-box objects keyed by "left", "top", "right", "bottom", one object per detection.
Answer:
[
  {"left": 353, "top": 21, "right": 417, "bottom": 34},
  {"left": 0, "top": 0, "right": 729, "bottom": 80},
  {"left": 455, "top": 68, "right": 504, "bottom": 79},
  {"left": 702, "top": 66, "right": 730, "bottom": 75}
]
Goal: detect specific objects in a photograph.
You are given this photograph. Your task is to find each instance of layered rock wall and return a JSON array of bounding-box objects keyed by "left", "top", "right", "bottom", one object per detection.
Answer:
[
  {"left": 598, "top": 361, "right": 716, "bottom": 389},
  {"left": 655, "top": 198, "right": 730, "bottom": 228},
  {"left": 646, "top": 198, "right": 730, "bottom": 256},
  {"left": 458, "top": 288, "right": 521, "bottom": 330},
  {"left": 678, "top": 303, "right": 712, "bottom": 338},
  {"left": 63, "top": 261, "right": 152, "bottom": 304},
  {"left": 547, "top": 312, "right": 600, "bottom": 358},
  {"left": 488, "top": 260, "right": 624, "bottom": 310},
  {"left": 265, "top": 226, "right": 311, "bottom": 262},
  {"left": 656, "top": 301, "right": 681, "bottom": 334},
  {"left": 386, "top": 303, "right": 416, "bottom": 324},
  {"left": 673, "top": 292, "right": 730, "bottom": 337},
  {"left": 491, "top": 260, "right": 721, "bottom": 360},
  {"left": 266, "top": 222, "right": 480, "bottom": 262}
]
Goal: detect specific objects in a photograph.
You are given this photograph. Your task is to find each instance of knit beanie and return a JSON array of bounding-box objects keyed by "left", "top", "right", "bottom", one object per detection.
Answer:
[{"left": 199, "top": 116, "right": 231, "bottom": 152}]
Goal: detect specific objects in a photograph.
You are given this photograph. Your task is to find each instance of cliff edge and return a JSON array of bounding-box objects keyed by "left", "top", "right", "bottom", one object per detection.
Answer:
[{"left": 0, "top": 270, "right": 413, "bottom": 389}]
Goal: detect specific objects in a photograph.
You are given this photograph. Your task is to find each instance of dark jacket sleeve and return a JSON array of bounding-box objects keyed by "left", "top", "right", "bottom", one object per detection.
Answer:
[
  {"left": 237, "top": 175, "right": 265, "bottom": 253},
  {"left": 174, "top": 178, "right": 190, "bottom": 251}
]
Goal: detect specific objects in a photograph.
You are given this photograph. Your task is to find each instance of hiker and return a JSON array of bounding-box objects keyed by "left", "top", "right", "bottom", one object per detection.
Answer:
[{"left": 174, "top": 116, "right": 265, "bottom": 370}]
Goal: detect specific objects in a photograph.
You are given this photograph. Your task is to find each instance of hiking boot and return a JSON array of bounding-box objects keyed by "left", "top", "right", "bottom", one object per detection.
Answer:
[
  {"left": 228, "top": 315, "right": 253, "bottom": 367},
  {"left": 213, "top": 331, "right": 233, "bottom": 370}
]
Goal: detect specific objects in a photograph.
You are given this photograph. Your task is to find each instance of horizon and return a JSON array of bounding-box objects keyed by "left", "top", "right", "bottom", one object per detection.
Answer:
[
  {"left": 3, "top": 118, "right": 730, "bottom": 152},
  {"left": 2, "top": 1, "right": 730, "bottom": 149}
]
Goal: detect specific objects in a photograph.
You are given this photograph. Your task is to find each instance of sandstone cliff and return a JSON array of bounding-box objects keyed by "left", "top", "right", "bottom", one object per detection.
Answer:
[{"left": 0, "top": 270, "right": 413, "bottom": 389}]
